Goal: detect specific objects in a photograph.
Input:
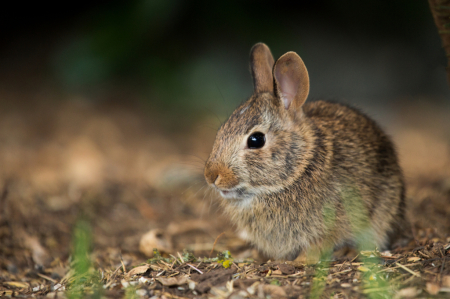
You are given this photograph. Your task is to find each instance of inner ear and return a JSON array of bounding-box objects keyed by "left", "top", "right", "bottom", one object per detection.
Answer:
[
  {"left": 273, "top": 52, "right": 310, "bottom": 110},
  {"left": 250, "top": 43, "right": 275, "bottom": 93}
]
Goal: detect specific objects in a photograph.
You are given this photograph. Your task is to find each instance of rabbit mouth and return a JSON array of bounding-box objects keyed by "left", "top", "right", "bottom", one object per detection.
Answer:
[{"left": 219, "top": 187, "right": 254, "bottom": 200}]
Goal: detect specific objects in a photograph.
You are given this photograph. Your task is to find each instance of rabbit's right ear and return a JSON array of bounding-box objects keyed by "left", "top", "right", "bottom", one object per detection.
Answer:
[
  {"left": 250, "top": 43, "right": 275, "bottom": 93},
  {"left": 273, "top": 52, "right": 310, "bottom": 111}
]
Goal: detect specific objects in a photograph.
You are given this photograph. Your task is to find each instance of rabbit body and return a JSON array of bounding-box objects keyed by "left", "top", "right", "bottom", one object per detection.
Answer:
[{"left": 204, "top": 43, "right": 405, "bottom": 260}]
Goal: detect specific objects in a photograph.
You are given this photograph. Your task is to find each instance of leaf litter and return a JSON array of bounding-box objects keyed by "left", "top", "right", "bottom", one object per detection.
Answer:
[{"left": 0, "top": 97, "right": 449, "bottom": 298}]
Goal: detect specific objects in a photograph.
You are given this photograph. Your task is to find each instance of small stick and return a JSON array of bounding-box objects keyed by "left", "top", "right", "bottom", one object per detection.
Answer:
[
  {"left": 170, "top": 259, "right": 177, "bottom": 269},
  {"left": 156, "top": 270, "right": 166, "bottom": 277},
  {"left": 419, "top": 251, "right": 432, "bottom": 259},
  {"left": 120, "top": 258, "right": 126, "bottom": 274},
  {"left": 209, "top": 232, "right": 226, "bottom": 257},
  {"left": 232, "top": 262, "right": 241, "bottom": 270},
  {"left": 177, "top": 252, "right": 185, "bottom": 264},
  {"left": 331, "top": 269, "right": 352, "bottom": 276},
  {"left": 377, "top": 262, "right": 421, "bottom": 273},
  {"left": 187, "top": 263, "right": 203, "bottom": 274},
  {"left": 170, "top": 254, "right": 181, "bottom": 265},
  {"left": 37, "top": 273, "right": 58, "bottom": 284},
  {"left": 412, "top": 246, "right": 425, "bottom": 252},
  {"left": 105, "top": 265, "right": 122, "bottom": 288},
  {"left": 440, "top": 257, "right": 446, "bottom": 282},
  {"left": 395, "top": 262, "right": 421, "bottom": 277},
  {"left": 350, "top": 254, "right": 359, "bottom": 263}
]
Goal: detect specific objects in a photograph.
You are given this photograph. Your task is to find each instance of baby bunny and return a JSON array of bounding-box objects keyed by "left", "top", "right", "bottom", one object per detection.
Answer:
[{"left": 204, "top": 43, "right": 406, "bottom": 260}]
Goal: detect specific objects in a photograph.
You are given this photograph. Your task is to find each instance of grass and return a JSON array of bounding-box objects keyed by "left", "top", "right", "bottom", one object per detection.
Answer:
[{"left": 66, "top": 217, "right": 103, "bottom": 299}]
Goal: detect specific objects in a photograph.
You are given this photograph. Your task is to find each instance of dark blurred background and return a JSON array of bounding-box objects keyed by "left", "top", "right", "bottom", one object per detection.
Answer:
[{"left": 1, "top": 0, "right": 448, "bottom": 121}]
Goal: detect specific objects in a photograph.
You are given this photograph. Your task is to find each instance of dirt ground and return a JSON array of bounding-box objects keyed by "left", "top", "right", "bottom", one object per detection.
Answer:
[{"left": 0, "top": 81, "right": 449, "bottom": 298}]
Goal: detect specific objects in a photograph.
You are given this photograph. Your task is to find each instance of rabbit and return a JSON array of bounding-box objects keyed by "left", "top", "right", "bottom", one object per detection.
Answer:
[{"left": 204, "top": 43, "right": 406, "bottom": 261}]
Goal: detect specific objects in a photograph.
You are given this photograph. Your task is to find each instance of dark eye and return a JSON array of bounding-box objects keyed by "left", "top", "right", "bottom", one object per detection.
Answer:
[{"left": 247, "top": 132, "right": 265, "bottom": 149}]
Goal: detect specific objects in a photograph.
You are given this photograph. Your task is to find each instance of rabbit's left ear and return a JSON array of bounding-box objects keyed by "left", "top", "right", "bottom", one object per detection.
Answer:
[
  {"left": 250, "top": 43, "right": 275, "bottom": 93},
  {"left": 273, "top": 52, "right": 309, "bottom": 110}
]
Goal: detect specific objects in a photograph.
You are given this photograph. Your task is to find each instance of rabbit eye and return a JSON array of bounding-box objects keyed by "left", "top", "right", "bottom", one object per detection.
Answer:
[{"left": 247, "top": 132, "right": 265, "bottom": 149}]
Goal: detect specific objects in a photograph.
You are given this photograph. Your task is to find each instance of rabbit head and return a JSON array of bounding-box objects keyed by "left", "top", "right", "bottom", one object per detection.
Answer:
[{"left": 204, "top": 43, "right": 314, "bottom": 206}]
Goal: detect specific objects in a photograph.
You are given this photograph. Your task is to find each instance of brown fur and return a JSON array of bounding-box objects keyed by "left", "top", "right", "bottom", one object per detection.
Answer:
[{"left": 204, "top": 43, "right": 405, "bottom": 260}]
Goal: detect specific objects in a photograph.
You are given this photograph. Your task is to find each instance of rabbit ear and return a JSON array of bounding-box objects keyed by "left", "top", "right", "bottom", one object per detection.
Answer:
[
  {"left": 250, "top": 43, "right": 275, "bottom": 93},
  {"left": 273, "top": 52, "right": 309, "bottom": 110}
]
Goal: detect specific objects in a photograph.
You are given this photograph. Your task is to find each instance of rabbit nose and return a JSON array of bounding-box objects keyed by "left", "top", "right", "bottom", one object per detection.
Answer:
[
  {"left": 204, "top": 165, "right": 219, "bottom": 185},
  {"left": 212, "top": 174, "right": 219, "bottom": 185},
  {"left": 210, "top": 173, "right": 220, "bottom": 186},
  {"left": 205, "top": 161, "right": 239, "bottom": 188}
]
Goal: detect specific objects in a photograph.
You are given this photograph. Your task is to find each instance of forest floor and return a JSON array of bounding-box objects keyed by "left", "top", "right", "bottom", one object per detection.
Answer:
[{"left": 0, "top": 86, "right": 449, "bottom": 298}]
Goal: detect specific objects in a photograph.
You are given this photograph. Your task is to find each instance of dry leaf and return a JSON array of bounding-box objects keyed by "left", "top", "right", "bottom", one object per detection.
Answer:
[
  {"left": 4, "top": 281, "right": 29, "bottom": 289},
  {"left": 139, "top": 229, "right": 173, "bottom": 257},
  {"left": 278, "top": 264, "right": 295, "bottom": 275},
  {"left": 16, "top": 229, "right": 51, "bottom": 266},
  {"left": 426, "top": 282, "right": 440, "bottom": 295},
  {"left": 407, "top": 257, "right": 421, "bottom": 262},
  {"left": 396, "top": 287, "right": 418, "bottom": 298},
  {"left": 263, "top": 285, "right": 287, "bottom": 297},
  {"left": 341, "top": 283, "right": 351, "bottom": 288},
  {"left": 272, "top": 270, "right": 282, "bottom": 275},
  {"left": 126, "top": 265, "right": 150, "bottom": 278},
  {"left": 157, "top": 276, "right": 189, "bottom": 286},
  {"left": 442, "top": 276, "right": 450, "bottom": 288}
]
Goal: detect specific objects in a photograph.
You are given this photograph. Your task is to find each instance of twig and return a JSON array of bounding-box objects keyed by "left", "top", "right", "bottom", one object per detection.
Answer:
[
  {"left": 331, "top": 269, "right": 352, "bottom": 276},
  {"left": 168, "top": 272, "right": 180, "bottom": 277},
  {"left": 336, "top": 261, "right": 346, "bottom": 272},
  {"left": 232, "top": 262, "right": 241, "bottom": 270},
  {"left": 177, "top": 252, "right": 185, "bottom": 264},
  {"left": 120, "top": 258, "right": 126, "bottom": 273},
  {"left": 288, "top": 271, "right": 306, "bottom": 277},
  {"left": 418, "top": 251, "right": 431, "bottom": 259},
  {"left": 440, "top": 257, "right": 446, "bottom": 282},
  {"left": 156, "top": 270, "right": 166, "bottom": 277},
  {"left": 186, "top": 263, "right": 203, "bottom": 274},
  {"left": 395, "top": 262, "right": 421, "bottom": 277},
  {"left": 209, "top": 232, "right": 225, "bottom": 258},
  {"left": 350, "top": 254, "right": 359, "bottom": 263},
  {"left": 105, "top": 265, "right": 122, "bottom": 288},
  {"left": 377, "top": 262, "right": 421, "bottom": 273},
  {"left": 412, "top": 246, "right": 425, "bottom": 253},
  {"left": 160, "top": 260, "right": 173, "bottom": 268},
  {"left": 37, "top": 273, "right": 58, "bottom": 284},
  {"left": 170, "top": 254, "right": 181, "bottom": 265},
  {"left": 170, "top": 259, "right": 177, "bottom": 269},
  {"left": 244, "top": 268, "right": 259, "bottom": 275}
]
